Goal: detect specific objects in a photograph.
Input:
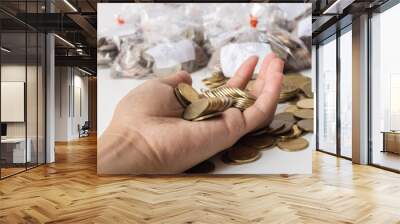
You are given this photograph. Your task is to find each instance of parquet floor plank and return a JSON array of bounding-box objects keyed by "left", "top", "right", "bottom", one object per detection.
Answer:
[{"left": 0, "top": 135, "right": 399, "bottom": 223}]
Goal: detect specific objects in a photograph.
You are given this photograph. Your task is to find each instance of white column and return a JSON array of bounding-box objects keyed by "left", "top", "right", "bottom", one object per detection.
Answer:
[
  {"left": 352, "top": 14, "right": 369, "bottom": 164},
  {"left": 46, "top": 32, "right": 55, "bottom": 163}
]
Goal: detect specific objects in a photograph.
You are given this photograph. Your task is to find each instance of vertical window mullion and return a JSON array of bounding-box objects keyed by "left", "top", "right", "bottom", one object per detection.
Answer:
[
  {"left": 316, "top": 44, "right": 320, "bottom": 151},
  {"left": 25, "top": 0, "right": 28, "bottom": 171},
  {"left": 336, "top": 28, "right": 341, "bottom": 157}
]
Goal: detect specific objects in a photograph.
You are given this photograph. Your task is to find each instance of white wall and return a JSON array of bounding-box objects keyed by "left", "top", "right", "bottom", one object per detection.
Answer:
[
  {"left": 54, "top": 67, "right": 89, "bottom": 141},
  {"left": 1, "top": 65, "right": 39, "bottom": 138}
]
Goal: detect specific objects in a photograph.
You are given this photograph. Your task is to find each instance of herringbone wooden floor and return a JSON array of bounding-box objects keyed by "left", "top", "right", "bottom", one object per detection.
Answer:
[{"left": 1, "top": 135, "right": 400, "bottom": 224}]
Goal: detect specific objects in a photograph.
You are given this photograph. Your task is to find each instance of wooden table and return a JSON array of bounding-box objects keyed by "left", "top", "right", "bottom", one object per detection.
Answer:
[
  {"left": 382, "top": 131, "right": 400, "bottom": 154},
  {"left": 0, "top": 138, "right": 31, "bottom": 165}
]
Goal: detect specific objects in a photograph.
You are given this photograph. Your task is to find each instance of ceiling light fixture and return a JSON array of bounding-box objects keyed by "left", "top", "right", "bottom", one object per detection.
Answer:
[
  {"left": 54, "top": 34, "right": 75, "bottom": 48},
  {"left": 63, "top": 0, "right": 78, "bottom": 12},
  {"left": 1, "top": 47, "right": 11, "bottom": 53},
  {"left": 323, "top": 0, "right": 354, "bottom": 15},
  {"left": 78, "top": 67, "right": 93, "bottom": 76}
]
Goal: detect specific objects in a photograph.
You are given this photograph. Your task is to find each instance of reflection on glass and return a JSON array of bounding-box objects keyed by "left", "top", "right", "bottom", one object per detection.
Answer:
[
  {"left": 340, "top": 29, "right": 352, "bottom": 158},
  {"left": 371, "top": 4, "right": 400, "bottom": 171},
  {"left": 317, "top": 37, "right": 337, "bottom": 154}
]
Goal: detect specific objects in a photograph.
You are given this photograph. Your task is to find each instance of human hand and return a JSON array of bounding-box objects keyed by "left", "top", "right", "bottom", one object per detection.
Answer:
[{"left": 98, "top": 53, "right": 284, "bottom": 174}]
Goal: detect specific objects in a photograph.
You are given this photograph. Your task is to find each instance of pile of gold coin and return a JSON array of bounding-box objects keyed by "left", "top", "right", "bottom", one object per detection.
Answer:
[
  {"left": 184, "top": 72, "right": 314, "bottom": 174},
  {"left": 175, "top": 83, "right": 256, "bottom": 121}
]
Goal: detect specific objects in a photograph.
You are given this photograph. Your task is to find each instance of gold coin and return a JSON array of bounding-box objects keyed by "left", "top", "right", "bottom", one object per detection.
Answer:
[
  {"left": 301, "top": 81, "right": 313, "bottom": 98},
  {"left": 248, "top": 128, "right": 267, "bottom": 136},
  {"left": 279, "top": 90, "right": 298, "bottom": 103},
  {"left": 277, "top": 137, "right": 309, "bottom": 152},
  {"left": 183, "top": 99, "right": 209, "bottom": 120},
  {"left": 233, "top": 97, "right": 254, "bottom": 111},
  {"left": 184, "top": 160, "right": 215, "bottom": 174},
  {"left": 177, "top": 83, "right": 201, "bottom": 103},
  {"left": 284, "top": 105, "right": 299, "bottom": 113},
  {"left": 293, "top": 109, "right": 314, "bottom": 119},
  {"left": 266, "top": 119, "right": 286, "bottom": 134},
  {"left": 283, "top": 74, "right": 311, "bottom": 87},
  {"left": 297, "top": 119, "right": 313, "bottom": 132},
  {"left": 274, "top": 112, "right": 297, "bottom": 123},
  {"left": 241, "top": 133, "right": 275, "bottom": 150},
  {"left": 297, "top": 93, "right": 308, "bottom": 101},
  {"left": 296, "top": 99, "right": 314, "bottom": 109},
  {"left": 227, "top": 144, "right": 261, "bottom": 164},
  {"left": 174, "top": 87, "right": 190, "bottom": 107},
  {"left": 192, "top": 112, "right": 222, "bottom": 121},
  {"left": 220, "top": 151, "right": 236, "bottom": 165},
  {"left": 286, "top": 95, "right": 300, "bottom": 105},
  {"left": 281, "top": 84, "right": 298, "bottom": 94},
  {"left": 279, "top": 125, "right": 302, "bottom": 141},
  {"left": 273, "top": 120, "right": 296, "bottom": 135}
]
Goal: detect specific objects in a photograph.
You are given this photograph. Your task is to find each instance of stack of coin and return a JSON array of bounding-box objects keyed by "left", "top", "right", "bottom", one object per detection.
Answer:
[
  {"left": 203, "top": 86, "right": 255, "bottom": 100},
  {"left": 175, "top": 83, "right": 256, "bottom": 121},
  {"left": 183, "top": 97, "right": 232, "bottom": 121},
  {"left": 183, "top": 71, "right": 314, "bottom": 173},
  {"left": 201, "top": 71, "right": 228, "bottom": 89},
  {"left": 202, "top": 86, "right": 256, "bottom": 111}
]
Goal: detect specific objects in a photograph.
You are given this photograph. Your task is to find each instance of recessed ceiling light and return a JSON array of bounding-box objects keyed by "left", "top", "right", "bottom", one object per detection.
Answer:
[
  {"left": 54, "top": 34, "right": 75, "bottom": 48},
  {"left": 63, "top": 0, "right": 78, "bottom": 12},
  {"left": 77, "top": 67, "right": 93, "bottom": 76},
  {"left": 323, "top": 0, "right": 354, "bottom": 15},
  {"left": 1, "top": 47, "right": 11, "bottom": 53}
]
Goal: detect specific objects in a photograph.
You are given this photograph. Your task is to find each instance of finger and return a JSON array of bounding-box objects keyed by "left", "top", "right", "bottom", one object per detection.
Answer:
[
  {"left": 243, "top": 58, "right": 284, "bottom": 132},
  {"left": 226, "top": 56, "right": 258, "bottom": 89},
  {"left": 258, "top": 53, "right": 276, "bottom": 81},
  {"left": 159, "top": 71, "right": 192, "bottom": 87},
  {"left": 252, "top": 53, "right": 276, "bottom": 96}
]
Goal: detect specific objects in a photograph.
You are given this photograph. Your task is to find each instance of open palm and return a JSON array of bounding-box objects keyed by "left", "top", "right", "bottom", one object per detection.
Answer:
[{"left": 98, "top": 53, "right": 284, "bottom": 174}]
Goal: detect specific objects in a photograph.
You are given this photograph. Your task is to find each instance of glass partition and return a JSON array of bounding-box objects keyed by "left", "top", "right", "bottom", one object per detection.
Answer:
[
  {"left": 1, "top": 31, "right": 28, "bottom": 177},
  {"left": 0, "top": 1, "right": 46, "bottom": 179},
  {"left": 317, "top": 36, "right": 337, "bottom": 155}
]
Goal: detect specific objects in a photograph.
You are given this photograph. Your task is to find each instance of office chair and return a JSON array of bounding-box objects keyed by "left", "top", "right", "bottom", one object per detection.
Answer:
[{"left": 79, "top": 121, "right": 90, "bottom": 138}]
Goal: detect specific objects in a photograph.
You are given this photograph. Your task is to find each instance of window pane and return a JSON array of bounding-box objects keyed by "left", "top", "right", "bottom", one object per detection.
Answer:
[
  {"left": 371, "top": 4, "right": 400, "bottom": 171},
  {"left": 317, "top": 37, "right": 337, "bottom": 154},
  {"left": 340, "top": 29, "right": 352, "bottom": 158}
]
